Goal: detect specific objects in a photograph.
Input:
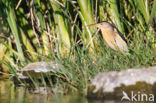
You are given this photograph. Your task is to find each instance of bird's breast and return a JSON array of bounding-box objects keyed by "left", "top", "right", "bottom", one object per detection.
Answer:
[{"left": 101, "top": 30, "right": 118, "bottom": 51}]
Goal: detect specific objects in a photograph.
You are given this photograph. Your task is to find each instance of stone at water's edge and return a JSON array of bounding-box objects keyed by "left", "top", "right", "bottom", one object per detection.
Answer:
[
  {"left": 18, "top": 62, "right": 63, "bottom": 78},
  {"left": 88, "top": 66, "right": 156, "bottom": 100}
]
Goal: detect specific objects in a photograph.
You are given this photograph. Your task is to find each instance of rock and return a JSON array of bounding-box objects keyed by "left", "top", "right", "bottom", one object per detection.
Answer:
[
  {"left": 88, "top": 66, "right": 156, "bottom": 99},
  {"left": 19, "top": 62, "right": 63, "bottom": 78}
]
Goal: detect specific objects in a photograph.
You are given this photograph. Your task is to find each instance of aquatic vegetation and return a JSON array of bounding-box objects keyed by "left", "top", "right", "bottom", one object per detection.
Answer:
[{"left": 0, "top": 0, "right": 155, "bottom": 93}]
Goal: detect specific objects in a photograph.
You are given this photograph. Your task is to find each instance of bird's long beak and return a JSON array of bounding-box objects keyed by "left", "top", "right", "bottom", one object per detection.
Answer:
[{"left": 88, "top": 23, "right": 100, "bottom": 27}]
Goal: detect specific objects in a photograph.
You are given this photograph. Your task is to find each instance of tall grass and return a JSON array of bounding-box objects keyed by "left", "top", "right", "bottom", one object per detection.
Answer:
[{"left": 0, "top": 0, "right": 156, "bottom": 93}]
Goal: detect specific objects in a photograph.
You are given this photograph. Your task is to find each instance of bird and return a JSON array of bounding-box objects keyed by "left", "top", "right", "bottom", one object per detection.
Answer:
[{"left": 88, "top": 21, "right": 129, "bottom": 54}]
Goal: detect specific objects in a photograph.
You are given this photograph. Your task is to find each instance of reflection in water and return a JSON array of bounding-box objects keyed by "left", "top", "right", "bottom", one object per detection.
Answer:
[
  {"left": 0, "top": 80, "right": 123, "bottom": 103},
  {"left": 0, "top": 80, "right": 89, "bottom": 103}
]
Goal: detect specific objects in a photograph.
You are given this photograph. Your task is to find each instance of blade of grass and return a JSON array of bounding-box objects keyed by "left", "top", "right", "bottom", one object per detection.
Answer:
[
  {"left": 149, "top": 0, "right": 156, "bottom": 24},
  {"left": 70, "top": 0, "right": 96, "bottom": 53},
  {"left": 34, "top": 0, "right": 50, "bottom": 55},
  {"left": 135, "top": 0, "right": 150, "bottom": 24},
  {"left": 109, "top": 0, "right": 125, "bottom": 33},
  {"left": 50, "top": 0, "right": 71, "bottom": 56},
  {"left": 16, "top": 7, "right": 38, "bottom": 61},
  {"left": 0, "top": 39, "right": 18, "bottom": 56},
  {"left": 77, "top": 0, "right": 95, "bottom": 48},
  {"left": 2, "top": 1, "right": 25, "bottom": 61}
]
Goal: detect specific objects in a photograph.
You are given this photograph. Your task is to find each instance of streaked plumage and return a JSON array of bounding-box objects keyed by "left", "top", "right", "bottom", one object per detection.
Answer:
[{"left": 88, "top": 21, "right": 128, "bottom": 53}]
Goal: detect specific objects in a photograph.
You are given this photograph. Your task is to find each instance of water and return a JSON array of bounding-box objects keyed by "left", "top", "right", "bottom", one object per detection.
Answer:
[
  {"left": 0, "top": 80, "right": 88, "bottom": 103},
  {"left": 1, "top": 80, "right": 151, "bottom": 103}
]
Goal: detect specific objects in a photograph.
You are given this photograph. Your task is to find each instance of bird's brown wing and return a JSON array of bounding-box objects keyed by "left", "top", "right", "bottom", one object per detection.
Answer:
[
  {"left": 101, "top": 30, "right": 118, "bottom": 51},
  {"left": 113, "top": 29, "right": 128, "bottom": 53}
]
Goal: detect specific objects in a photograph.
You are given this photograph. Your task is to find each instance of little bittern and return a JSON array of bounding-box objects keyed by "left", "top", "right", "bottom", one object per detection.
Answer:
[{"left": 88, "top": 21, "right": 128, "bottom": 53}]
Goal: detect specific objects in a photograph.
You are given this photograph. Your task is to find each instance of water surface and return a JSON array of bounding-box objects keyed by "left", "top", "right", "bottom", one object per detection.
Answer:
[{"left": 0, "top": 80, "right": 121, "bottom": 103}]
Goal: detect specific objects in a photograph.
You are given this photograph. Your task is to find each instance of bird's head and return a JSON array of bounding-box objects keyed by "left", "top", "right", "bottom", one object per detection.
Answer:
[{"left": 88, "top": 21, "right": 112, "bottom": 29}]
